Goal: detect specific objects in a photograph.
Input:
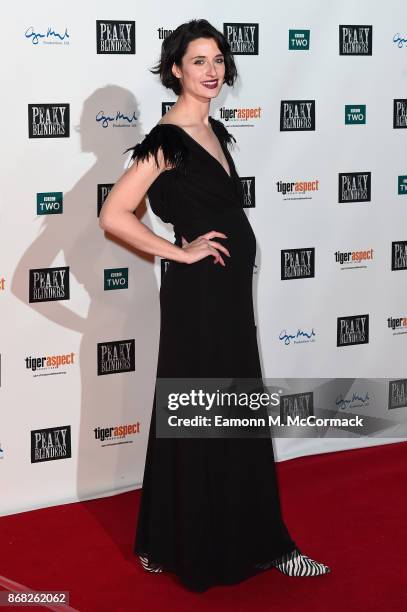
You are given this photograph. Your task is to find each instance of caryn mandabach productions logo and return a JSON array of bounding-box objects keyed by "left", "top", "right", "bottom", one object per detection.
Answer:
[
  {"left": 29, "top": 266, "right": 70, "bottom": 303},
  {"left": 31, "top": 425, "right": 72, "bottom": 463},
  {"left": 96, "top": 20, "right": 135, "bottom": 54},
  {"left": 338, "top": 172, "right": 371, "bottom": 203},
  {"left": 28, "top": 104, "right": 70, "bottom": 138},
  {"left": 281, "top": 247, "right": 315, "bottom": 280},
  {"left": 339, "top": 25, "right": 372, "bottom": 55},
  {"left": 337, "top": 314, "right": 369, "bottom": 347},
  {"left": 393, "top": 33, "right": 407, "bottom": 49},
  {"left": 25, "top": 26, "right": 70, "bottom": 46},
  {"left": 280, "top": 100, "right": 315, "bottom": 131},
  {"left": 279, "top": 327, "right": 316, "bottom": 346},
  {"left": 97, "top": 339, "right": 135, "bottom": 375},
  {"left": 391, "top": 241, "right": 407, "bottom": 270},
  {"left": 223, "top": 23, "right": 259, "bottom": 55},
  {"left": 95, "top": 110, "right": 137, "bottom": 129}
]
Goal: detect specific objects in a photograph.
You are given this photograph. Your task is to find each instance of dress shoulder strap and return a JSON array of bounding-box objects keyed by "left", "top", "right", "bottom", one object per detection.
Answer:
[
  {"left": 123, "top": 123, "right": 189, "bottom": 173},
  {"left": 209, "top": 117, "right": 237, "bottom": 149}
]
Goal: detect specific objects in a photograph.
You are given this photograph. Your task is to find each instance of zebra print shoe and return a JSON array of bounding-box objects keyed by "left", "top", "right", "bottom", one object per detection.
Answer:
[
  {"left": 272, "top": 547, "right": 331, "bottom": 576},
  {"left": 138, "top": 554, "right": 164, "bottom": 573}
]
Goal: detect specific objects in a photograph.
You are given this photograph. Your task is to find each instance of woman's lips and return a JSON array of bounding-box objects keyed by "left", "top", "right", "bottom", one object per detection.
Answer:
[{"left": 202, "top": 79, "right": 218, "bottom": 89}]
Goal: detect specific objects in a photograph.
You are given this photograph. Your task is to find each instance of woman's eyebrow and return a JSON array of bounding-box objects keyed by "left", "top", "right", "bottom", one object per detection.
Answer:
[{"left": 191, "top": 53, "right": 224, "bottom": 59}]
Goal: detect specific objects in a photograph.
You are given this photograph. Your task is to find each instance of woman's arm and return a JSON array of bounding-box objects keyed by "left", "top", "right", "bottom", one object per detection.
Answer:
[{"left": 99, "top": 149, "right": 188, "bottom": 263}]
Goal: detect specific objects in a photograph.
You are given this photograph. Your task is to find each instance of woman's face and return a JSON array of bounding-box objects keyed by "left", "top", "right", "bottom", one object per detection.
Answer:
[{"left": 172, "top": 37, "right": 226, "bottom": 99}]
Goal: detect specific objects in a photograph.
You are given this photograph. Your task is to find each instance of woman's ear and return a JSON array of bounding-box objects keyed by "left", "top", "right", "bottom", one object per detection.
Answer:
[{"left": 171, "top": 62, "right": 181, "bottom": 80}]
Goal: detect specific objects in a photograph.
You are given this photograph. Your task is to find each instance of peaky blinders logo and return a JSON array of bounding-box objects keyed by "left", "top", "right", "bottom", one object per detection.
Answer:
[
  {"left": 97, "top": 339, "right": 135, "bottom": 375},
  {"left": 97, "top": 184, "right": 114, "bottom": 217},
  {"left": 280, "top": 392, "right": 314, "bottom": 425},
  {"left": 29, "top": 266, "right": 70, "bottom": 303},
  {"left": 337, "top": 314, "right": 369, "bottom": 347},
  {"left": 240, "top": 177, "right": 255, "bottom": 208},
  {"left": 160, "top": 258, "right": 172, "bottom": 282},
  {"left": 31, "top": 425, "right": 72, "bottom": 463},
  {"left": 339, "top": 25, "right": 372, "bottom": 55},
  {"left": 393, "top": 99, "right": 407, "bottom": 128},
  {"left": 281, "top": 248, "right": 315, "bottom": 280},
  {"left": 162, "top": 102, "right": 176, "bottom": 116},
  {"left": 338, "top": 172, "right": 371, "bottom": 203},
  {"left": 28, "top": 103, "right": 70, "bottom": 138},
  {"left": 96, "top": 20, "right": 135, "bottom": 54},
  {"left": 391, "top": 241, "right": 407, "bottom": 270},
  {"left": 223, "top": 23, "right": 259, "bottom": 55},
  {"left": 280, "top": 100, "right": 315, "bottom": 131},
  {"left": 388, "top": 379, "right": 407, "bottom": 409}
]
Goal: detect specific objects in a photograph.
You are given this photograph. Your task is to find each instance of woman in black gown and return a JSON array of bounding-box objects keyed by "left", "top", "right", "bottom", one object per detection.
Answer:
[{"left": 99, "top": 19, "right": 331, "bottom": 592}]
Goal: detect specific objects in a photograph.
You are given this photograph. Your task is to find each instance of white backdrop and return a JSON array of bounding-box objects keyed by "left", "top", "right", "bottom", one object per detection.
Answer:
[{"left": 1, "top": 1, "right": 407, "bottom": 516}]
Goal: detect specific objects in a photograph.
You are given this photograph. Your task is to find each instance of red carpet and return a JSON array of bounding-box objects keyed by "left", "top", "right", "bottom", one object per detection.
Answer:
[{"left": 1, "top": 441, "right": 406, "bottom": 611}]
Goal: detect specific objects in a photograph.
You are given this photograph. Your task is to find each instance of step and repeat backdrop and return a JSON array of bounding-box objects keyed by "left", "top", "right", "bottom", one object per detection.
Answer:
[{"left": 1, "top": 1, "right": 407, "bottom": 515}]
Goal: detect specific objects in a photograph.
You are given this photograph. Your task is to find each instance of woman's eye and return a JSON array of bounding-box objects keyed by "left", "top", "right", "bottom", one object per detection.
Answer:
[{"left": 194, "top": 58, "right": 224, "bottom": 65}]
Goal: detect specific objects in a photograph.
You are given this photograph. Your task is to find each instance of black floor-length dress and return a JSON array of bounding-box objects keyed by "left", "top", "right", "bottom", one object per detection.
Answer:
[{"left": 126, "top": 116, "right": 298, "bottom": 592}]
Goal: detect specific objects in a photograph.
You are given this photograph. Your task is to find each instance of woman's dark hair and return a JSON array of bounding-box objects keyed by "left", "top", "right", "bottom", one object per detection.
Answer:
[{"left": 150, "top": 19, "right": 238, "bottom": 95}]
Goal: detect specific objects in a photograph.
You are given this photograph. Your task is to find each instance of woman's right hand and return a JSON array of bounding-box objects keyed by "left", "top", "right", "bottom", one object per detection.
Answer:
[{"left": 181, "top": 231, "right": 231, "bottom": 266}]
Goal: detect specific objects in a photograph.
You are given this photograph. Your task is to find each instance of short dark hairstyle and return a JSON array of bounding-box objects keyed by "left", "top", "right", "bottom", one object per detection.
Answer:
[{"left": 150, "top": 19, "right": 238, "bottom": 95}]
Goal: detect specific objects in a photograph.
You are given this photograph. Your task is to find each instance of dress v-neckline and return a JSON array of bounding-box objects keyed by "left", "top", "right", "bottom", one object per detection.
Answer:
[{"left": 158, "top": 116, "right": 233, "bottom": 181}]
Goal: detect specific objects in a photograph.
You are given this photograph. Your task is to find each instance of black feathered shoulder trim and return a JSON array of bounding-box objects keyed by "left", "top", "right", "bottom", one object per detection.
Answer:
[
  {"left": 209, "top": 116, "right": 237, "bottom": 149},
  {"left": 123, "top": 124, "right": 189, "bottom": 174}
]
